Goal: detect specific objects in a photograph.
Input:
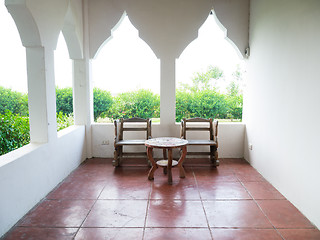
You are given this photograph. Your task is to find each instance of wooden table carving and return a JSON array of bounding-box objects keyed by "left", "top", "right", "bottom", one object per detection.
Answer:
[{"left": 145, "top": 137, "right": 188, "bottom": 184}]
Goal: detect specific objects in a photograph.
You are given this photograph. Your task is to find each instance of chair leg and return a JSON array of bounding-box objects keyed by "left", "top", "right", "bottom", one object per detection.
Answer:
[
  {"left": 113, "top": 147, "right": 120, "bottom": 167},
  {"left": 210, "top": 146, "right": 219, "bottom": 167}
]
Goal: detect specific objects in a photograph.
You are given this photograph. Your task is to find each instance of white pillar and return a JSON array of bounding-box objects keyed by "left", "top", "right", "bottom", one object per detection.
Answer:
[
  {"left": 160, "top": 56, "right": 176, "bottom": 136},
  {"left": 26, "top": 47, "right": 57, "bottom": 143},
  {"left": 73, "top": 59, "right": 93, "bottom": 158}
]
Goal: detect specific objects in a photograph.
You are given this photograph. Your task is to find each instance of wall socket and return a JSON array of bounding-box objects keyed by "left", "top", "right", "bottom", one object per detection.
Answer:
[
  {"left": 102, "top": 140, "right": 109, "bottom": 145},
  {"left": 248, "top": 144, "right": 253, "bottom": 150}
]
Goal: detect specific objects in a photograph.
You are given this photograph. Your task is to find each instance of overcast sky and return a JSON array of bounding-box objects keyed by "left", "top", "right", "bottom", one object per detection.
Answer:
[{"left": 0, "top": 4, "right": 243, "bottom": 95}]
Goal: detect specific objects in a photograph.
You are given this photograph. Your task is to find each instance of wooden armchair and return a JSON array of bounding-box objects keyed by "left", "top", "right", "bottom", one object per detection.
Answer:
[
  {"left": 113, "top": 117, "right": 152, "bottom": 167},
  {"left": 180, "top": 117, "right": 219, "bottom": 166}
]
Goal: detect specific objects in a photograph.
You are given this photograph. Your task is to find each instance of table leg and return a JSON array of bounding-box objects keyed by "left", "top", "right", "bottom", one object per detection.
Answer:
[
  {"left": 167, "top": 148, "right": 173, "bottom": 184},
  {"left": 163, "top": 149, "right": 167, "bottom": 175},
  {"left": 177, "top": 145, "right": 187, "bottom": 178},
  {"left": 147, "top": 147, "right": 157, "bottom": 180}
]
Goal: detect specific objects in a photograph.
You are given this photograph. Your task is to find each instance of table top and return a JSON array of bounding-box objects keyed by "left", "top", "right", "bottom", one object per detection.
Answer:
[{"left": 145, "top": 137, "right": 188, "bottom": 148}]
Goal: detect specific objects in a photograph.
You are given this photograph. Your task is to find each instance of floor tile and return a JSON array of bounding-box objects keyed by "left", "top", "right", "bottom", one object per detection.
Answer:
[
  {"left": 257, "top": 200, "right": 315, "bottom": 228},
  {"left": 146, "top": 200, "right": 207, "bottom": 227},
  {"left": 144, "top": 228, "right": 212, "bottom": 240},
  {"left": 243, "top": 181, "right": 285, "bottom": 200},
  {"left": 203, "top": 200, "right": 272, "bottom": 228},
  {"left": 75, "top": 228, "right": 144, "bottom": 240},
  {"left": 278, "top": 229, "right": 320, "bottom": 240},
  {"left": 47, "top": 180, "right": 106, "bottom": 200},
  {"left": 99, "top": 180, "right": 151, "bottom": 200},
  {"left": 234, "top": 167, "right": 266, "bottom": 182},
  {"left": 18, "top": 200, "right": 95, "bottom": 227},
  {"left": 150, "top": 178, "right": 200, "bottom": 200},
  {"left": 4, "top": 158, "right": 319, "bottom": 240},
  {"left": 83, "top": 200, "right": 148, "bottom": 227},
  {"left": 193, "top": 167, "right": 238, "bottom": 182},
  {"left": 2, "top": 227, "right": 78, "bottom": 240},
  {"left": 198, "top": 182, "right": 252, "bottom": 200},
  {"left": 211, "top": 229, "right": 282, "bottom": 240}
]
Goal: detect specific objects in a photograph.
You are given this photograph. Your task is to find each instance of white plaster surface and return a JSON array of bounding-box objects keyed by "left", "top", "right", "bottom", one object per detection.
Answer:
[
  {"left": 244, "top": 0, "right": 320, "bottom": 229},
  {"left": 0, "top": 126, "right": 86, "bottom": 236},
  {"left": 92, "top": 122, "right": 245, "bottom": 159}
]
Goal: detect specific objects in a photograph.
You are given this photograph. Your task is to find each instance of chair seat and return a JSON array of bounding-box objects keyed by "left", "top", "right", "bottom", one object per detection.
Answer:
[
  {"left": 116, "top": 139, "right": 146, "bottom": 146},
  {"left": 187, "top": 140, "right": 217, "bottom": 146}
]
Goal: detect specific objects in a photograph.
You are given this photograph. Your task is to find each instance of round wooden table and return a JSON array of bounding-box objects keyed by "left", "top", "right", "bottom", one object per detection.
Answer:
[{"left": 145, "top": 137, "right": 188, "bottom": 184}]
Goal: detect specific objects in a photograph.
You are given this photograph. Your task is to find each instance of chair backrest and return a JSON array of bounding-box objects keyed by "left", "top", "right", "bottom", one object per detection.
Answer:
[
  {"left": 115, "top": 117, "right": 152, "bottom": 141},
  {"left": 181, "top": 117, "right": 218, "bottom": 141}
]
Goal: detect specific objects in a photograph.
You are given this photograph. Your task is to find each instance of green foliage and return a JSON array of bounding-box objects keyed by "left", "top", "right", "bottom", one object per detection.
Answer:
[
  {"left": 0, "top": 87, "right": 29, "bottom": 116},
  {"left": 179, "top": 65, "right": 224, "bottom": 92},
  {"left": 56, "top": 87, "right": 73, "bottom": 115},
  {"left": 0, "top": 110, "right": 30, "bottom": 155},
  {"left": 107, "top": 89, "right": 160, "bottom": 120},
  {"left": 57, "top": 112, "right": 74, "bottom": 131},
  {"left": 176, "top": 89, "right": 228, "bottom": 122},
  {"left": 93, "top": 88, "right": 113, "bottom": 120}
]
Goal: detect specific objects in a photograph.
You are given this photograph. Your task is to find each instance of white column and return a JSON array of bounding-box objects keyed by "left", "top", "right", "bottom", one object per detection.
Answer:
[
  {"left": 160, "top": 56, "right": 176, "bottom": 136},
  {"left": 26, "top": 47, "right": 57, "bottom": 143},
  {"left": 73, "top": 59, "right": 93, "bottom": 158}
]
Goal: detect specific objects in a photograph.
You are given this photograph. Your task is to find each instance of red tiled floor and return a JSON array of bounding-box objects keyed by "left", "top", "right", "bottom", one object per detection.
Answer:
[
  {"left": 3, "top": 227, "right": 77, "bottom": 240},
  {"left": 2, "top": 158, "right": 319, "bottom": 240},
  {"left": 203, "top": 200, "right": 273, "bottom": 228},
  {"left": 211, "top": 229, "right": 283, "bottom": 240},
  {"left": 83, "top": 200, "right": 148, "bottom": 227},
  {"left": 75, "top": 228, "right": 144, "bottom": 240},
  {"left": 144, "top": 228, "right": 212, "bottom": 240},
  {"left": 18, "top": 200, "right": 95, "bottom": 227},
  {"left": 197, "top": 181, "right": 252, "bottom": 200},
  {"left": 257, "top": 200, "right": 315, "bottom": 229},
  {"left": 242, "top": 181, "right": 285, "bottom": 200},
  {"left": 146, "top": 200, "right": 208, "bottom": 227},
  {"left": 278, "top": 229, "right": 320, "bottom": 240}
]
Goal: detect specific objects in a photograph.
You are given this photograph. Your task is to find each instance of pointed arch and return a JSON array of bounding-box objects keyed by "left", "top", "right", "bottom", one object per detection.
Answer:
[
  {"left": 5, "top": 0, "right": 41, "bottom": 47},
  {"left": 212, "top": 0, "right": 250, "bottom": 59},
  {"left": 62, "top": 1, "right": 83, "bottom": 59}
]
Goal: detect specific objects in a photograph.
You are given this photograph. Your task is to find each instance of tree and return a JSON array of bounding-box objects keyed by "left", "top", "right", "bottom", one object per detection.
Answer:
[{"left": 179, "top": 65, "right": 224, "bottom": 92}]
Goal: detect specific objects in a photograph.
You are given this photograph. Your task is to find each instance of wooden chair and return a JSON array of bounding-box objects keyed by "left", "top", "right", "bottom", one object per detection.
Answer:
[
  {"left": 180, "top": 117, "right": 219, "bottom": 166},
  {"left": 113, "top": 117, "right": 152, "bottom": 167}
]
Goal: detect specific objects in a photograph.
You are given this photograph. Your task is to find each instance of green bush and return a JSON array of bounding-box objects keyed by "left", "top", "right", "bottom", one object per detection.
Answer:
[
  {"left": 0, "top": 110, "right": 30, "bottom": 155},
  {"left": 107, "top": 89, "right": 160, "bottom": 120},
  {"left": 57, "top": 112, "right": 74, "bottom": 131},
  {"left": 93, "top": 88, "right": 113, "bottom": 120},
  {"left": 176, "top": 89, "right": 229, "bottom": 122},
  {"left": 56, "top": 87, "right": 73, "bottom": 115},
  {"left": 0, "top": 87, "right": 29, "bottom": 116}
]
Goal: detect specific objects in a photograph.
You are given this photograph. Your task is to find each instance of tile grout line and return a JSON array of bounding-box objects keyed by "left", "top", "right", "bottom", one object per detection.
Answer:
[
  {"left": 142, "top": 181, "right": 152, "bottom": 240},
  {"left": 238, "top": 180, "right": 285, "bottom": 240},
  {"left": 71, "top": 180, "right": 108, "bottom": 239},
  {"left": 193, "top": 168, "right": 214, "bottom": 240}
]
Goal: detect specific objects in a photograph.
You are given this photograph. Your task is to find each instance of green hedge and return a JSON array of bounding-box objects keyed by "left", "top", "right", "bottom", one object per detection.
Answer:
[
  {"left": 176, "top": 89, "right": 229, "bottom": 122},
  {"left": 0, "top": 87, "right": 29, "bottom": 116},
  {"left": 107, "top": 89, "right": 160, "bottom": 120},
  {"left": 0, "top": 110, "right": 30, "bottom": 155}
]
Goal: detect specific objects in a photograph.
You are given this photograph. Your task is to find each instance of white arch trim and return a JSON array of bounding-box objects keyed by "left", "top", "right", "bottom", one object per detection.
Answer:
[
  {"left": 62, "top": 3, "right": 83, "bottom": 60},
  {"left": 5, "top": 0, "right": 41, "bottom": 47}
]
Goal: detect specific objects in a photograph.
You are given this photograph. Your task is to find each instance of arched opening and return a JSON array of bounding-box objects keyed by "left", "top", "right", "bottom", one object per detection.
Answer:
[
  {"left": 176, "top": 13, "right": 245, "bottom": 122},
  {"left": 54, "top": 32, "right": 74, "bottom": 131},
  {"left": 0, "top": 3, "right": 29, "bottom": 155},
  {"left": 92, "top": 14, "right": 160, "bottom": 123}
]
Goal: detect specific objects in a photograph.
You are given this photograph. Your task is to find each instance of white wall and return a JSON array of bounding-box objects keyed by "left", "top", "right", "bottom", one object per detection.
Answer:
[
  {"left": 92, "top": 122, "right": 245, "bottom": 159},
  {"left": 0, "top": 126, "right": 86, "bottom": 237},
  {"left": 244, "top": 0, "right": 320, "bottom": 229}
]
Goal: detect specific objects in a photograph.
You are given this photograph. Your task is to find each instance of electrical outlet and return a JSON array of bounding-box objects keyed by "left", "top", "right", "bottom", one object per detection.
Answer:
[
  {"left": 249, "top": 144, "right": 253, "bottom": 150},
  {"left": 102, "top": 140, "right": 109, "bottom": 145}
]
